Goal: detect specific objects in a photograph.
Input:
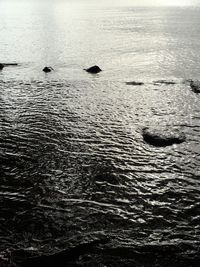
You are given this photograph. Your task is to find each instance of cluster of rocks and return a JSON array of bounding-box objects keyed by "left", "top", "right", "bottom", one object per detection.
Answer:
[
  {"left": 43, "top": 65, "right": 102, "bottom": 74},
  {"left": 0, "top": 64, "right": 103, "bottom": 74},
  {"left": 126, "top": 79, "right": 200, "bottom": 95},
  {"left": 126, "top": 80, "right": 177, "bottom": 86},
  {"left": 1, "top": 63, "right": 198, "bottom": 148},
  {"left": 1, "top": 63, "right": 200, "bottom": 96}
]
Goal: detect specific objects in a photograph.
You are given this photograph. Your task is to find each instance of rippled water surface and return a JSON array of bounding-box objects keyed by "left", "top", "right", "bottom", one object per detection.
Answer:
[{"left": 0, "top": 1, "right": 200, "bottom": 266}]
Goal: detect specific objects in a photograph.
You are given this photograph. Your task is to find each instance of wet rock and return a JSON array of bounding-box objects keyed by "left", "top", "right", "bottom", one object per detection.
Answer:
[
  {"left": 43, "top": 67, "right": 53, "bottom": 73},
  {"left": 153, "top": 80, "right": 176, "bottom": 85},
  {"left": 142, "top": 127, "right": 186, "bottom": 147},
  {"left": 189, "top": 80, "right": 200, "bottom": 93},
  {"left": 126, "top": 81, "right": 144, "bottom": 86},
  {"left": 2, "top": 63, "right": 18, "bottom": 66},
  {"left": 84, "top": 65, "right": 102, "bottom": 74},
  {"left": 0, "top": 63, "right": 18, "bottom": 70},
  {"left": 0, "top": 63, "right": 4, "bottom": 70}
]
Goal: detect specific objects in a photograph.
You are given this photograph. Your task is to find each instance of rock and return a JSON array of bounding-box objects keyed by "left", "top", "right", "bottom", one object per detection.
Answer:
[
  {"left": 126, "top": 81, "right": 144, "bottom": 86},
  {"left": 142, "top": 127, "right": 186, "bottom": 147},
  {"left": 0, "top": 63, "right": 4, "bottom": 70},
  {"left": 3, "top": 63, "right": 18, "bottom": 66},
  {"left": 43, "top": 67, "right": 53, "bottom": 73},
  {"left": 0, "top": 63, "right": 18, "bottom": 70},
  {"left": 153, "top": 80, "right": 176, "bottom": 85},
  {"left": 189, "top": 80, "right": 200, "bottom": 93},
  {"left": 84, "top": 65, "right": 102, "bottom": 74}
]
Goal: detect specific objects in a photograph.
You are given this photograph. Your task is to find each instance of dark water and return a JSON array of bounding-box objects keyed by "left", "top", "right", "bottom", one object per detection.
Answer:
[
  {"left": 0, "top": 1, "right": 200, "bottom": 266},
  {"left": 0, "top": 78, "right": 199, "bottom": 266}
]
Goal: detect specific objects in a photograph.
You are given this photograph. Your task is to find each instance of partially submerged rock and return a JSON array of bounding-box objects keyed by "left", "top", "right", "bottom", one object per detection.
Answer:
[
  {"left": 126, "top": 81, "right": 144, "bottom": 86},
  {"left": 2, "top": 63, "right": 18, "bottom": 66},
  {"left": 153, "top": 80, "right": 176, "bottom": 85},
  {"left": 142, "top": 127, "right": 186, "bottom": 147},
  {"left": 189, "top": 80, "right": 200, "bottom": 94},
  {"left": 84, "top": 65, "right": 102, "bottom": 74},
  {"left": 0, "top": 63, "right": 18, "bottom": 70},
  {"left": 43, "top": 66, "right": 53, "bottom": 73}
]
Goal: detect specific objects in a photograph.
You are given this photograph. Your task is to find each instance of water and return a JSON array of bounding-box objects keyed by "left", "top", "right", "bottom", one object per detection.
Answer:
[{"left": 0, "top": 1, "right": 200, "bottom": 266}]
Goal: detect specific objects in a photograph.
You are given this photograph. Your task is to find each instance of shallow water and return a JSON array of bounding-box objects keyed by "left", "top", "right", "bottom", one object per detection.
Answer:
[{"left": 0, "top": 1, "right": 200, "bottom": 266}]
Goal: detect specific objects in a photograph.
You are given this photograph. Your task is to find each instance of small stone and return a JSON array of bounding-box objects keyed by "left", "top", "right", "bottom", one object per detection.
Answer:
[
  {"left": 153, "top": 80, "right": 176, "bottom": 85},
  {"left": 43, "top": 67, "right": 53, "bottom": 73},
  {"left": 84, "top": 65, "right": 102, "bottom": 74},
  {"left": 126, "top": 81, "right": 144, "bottom": 86}
]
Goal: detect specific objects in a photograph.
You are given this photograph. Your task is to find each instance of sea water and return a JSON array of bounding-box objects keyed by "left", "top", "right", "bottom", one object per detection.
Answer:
[{"left": 0, "top": 1, "right": 200, "bottom": 266}]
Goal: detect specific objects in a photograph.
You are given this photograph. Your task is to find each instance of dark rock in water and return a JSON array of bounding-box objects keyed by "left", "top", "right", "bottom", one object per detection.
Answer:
[
  {"left": 153, "top": 80, "right": 176, "bottom": 85},
  {"left": 43, "top": 67, "right": 53, "bottom": 73},
  {"left": 142, "top": 127, "right": 186, "bottom": 147},
  {"left": 85, "top": 65, "right": 102, "bottom": 74},
  {"left": 2, "top": 63, "right": 18, "bottom": 66},
  {"left": 0, "top": 63, "right": 18, "bottom": 70},
  {"left": 126, "top": 81, "right": 144, "bottom": 86},
  {"left": 189, "top": 80, "right": 200, "bottom": 93}
]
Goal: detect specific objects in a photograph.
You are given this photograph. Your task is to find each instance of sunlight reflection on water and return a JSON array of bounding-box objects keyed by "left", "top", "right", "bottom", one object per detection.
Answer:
[{"left": 0, "top": 1, "right": 200, "bottom": 265}]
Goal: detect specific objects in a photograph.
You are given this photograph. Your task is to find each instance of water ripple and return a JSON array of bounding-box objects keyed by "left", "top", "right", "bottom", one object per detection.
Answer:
[{"left": 0, "top": 79, "right": 199, "bottom": 264}]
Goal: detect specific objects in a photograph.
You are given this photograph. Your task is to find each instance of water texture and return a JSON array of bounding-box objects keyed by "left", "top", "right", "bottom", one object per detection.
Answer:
[{"left": 0, "top": 1, "right": 200, "bottom": 266}]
